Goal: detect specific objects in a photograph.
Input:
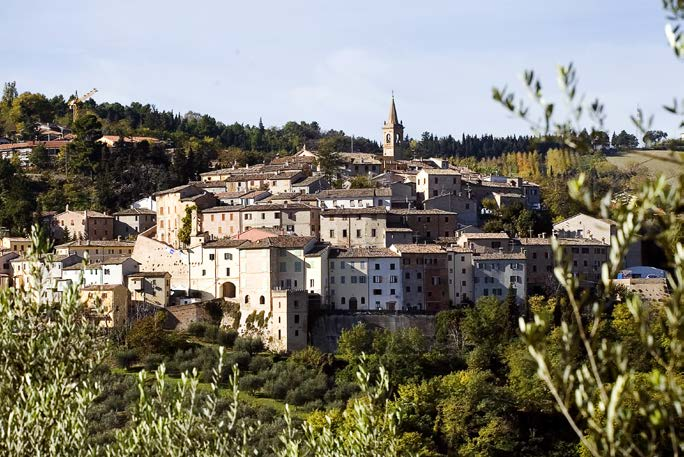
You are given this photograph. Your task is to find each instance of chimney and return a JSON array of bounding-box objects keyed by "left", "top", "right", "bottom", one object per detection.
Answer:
[
  {"left": 541, "top": 232, "right": 546, "bottom": 238},
  {"left": 65, "top": 204, "right": 69, "bottom": 212},
  {"left": 517, "top": 177, "right": 523, "bottom": 188}
]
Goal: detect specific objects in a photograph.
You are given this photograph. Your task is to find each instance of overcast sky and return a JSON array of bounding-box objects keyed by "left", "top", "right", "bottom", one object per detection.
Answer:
[{"left": 2, "top": 0, "right": 681, "bottom": 141}]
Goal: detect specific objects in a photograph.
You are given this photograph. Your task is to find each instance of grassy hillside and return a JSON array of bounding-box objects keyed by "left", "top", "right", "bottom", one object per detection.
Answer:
[{"left": 606, "top": 150, "right": 684, "bottom": 183}]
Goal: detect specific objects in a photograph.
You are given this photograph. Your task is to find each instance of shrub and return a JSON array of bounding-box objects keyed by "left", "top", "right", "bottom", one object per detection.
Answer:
[
  {"left": 114, "top": 350, "right": 137, "bottom": 369},
  {"left": 248, "top": 355, "right": 272, "bottom": 373},
  {"left": 217, "top": 328, "right": 238, "bottom": 347},
  {"left": 239, "top": 373, "right": 265, "bottom": 392},
  {"left": 234, "top": 336, "right": 264, "bottom": 355},
  {"left": 225, "top": 351, "right": 251, "bottom": 371},
  {"left": 143, "top": 353, "right": 164, "bottom": 371},
  {"left": 187, "top": 322, "right": 208, "bottom": 338}
]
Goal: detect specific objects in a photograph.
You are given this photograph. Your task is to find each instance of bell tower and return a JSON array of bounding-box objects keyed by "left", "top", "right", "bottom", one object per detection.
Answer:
[{"left": 382, "top": 94, "right": 404, "bottom": 159}]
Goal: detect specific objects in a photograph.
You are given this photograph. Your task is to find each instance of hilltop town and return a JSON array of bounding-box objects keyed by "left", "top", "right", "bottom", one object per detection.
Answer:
[{"left": 0, "top": 96, "right": 666, "bottom": 353}]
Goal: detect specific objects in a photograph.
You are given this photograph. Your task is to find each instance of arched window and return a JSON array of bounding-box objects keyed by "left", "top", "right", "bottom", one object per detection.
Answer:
[
  {"left": 244, "top": 295, "right": 250, "bottom": 304},
  {"left": 259, "top": 295, "right": 265, "bottom": 305}
]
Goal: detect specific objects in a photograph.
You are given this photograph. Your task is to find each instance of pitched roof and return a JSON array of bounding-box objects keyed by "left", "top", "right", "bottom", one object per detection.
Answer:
[
  {"left": 128, "top": 271, "right": 171, "bottom": 278},
  {"left": 202, "top": 205, "right": 244, "bottom": 213},
  {"left": 264, "top": 193, "right": 319, "bottom": 202},
  {"left": 387, "top": 96, "right": 399, "bottom": 124},
  {"left": 388, "top": 208, "right": 457, "bottom": 216},
  {"left": 338, "top": 152, "right": 382, "bottom": 165},
  {"left": 460, "top": 232, "right": 510, "bottom": 239},
  {"left": 391, "top": 244, "right": 446, "bottom": 254},
  {"left": 317, "top": 188, "right": 391, "bottom": 198},
  {"left": 81, "top": 284, "right": 125, "bottom": 291},
  {"left": 320, "top": 207, "right": 387, "bottom": 217},
  {"left": 330, "top": 247, "right": 400, "bottom": 258},
  {"left": 241, "top": 203, "right": 315, "bottom": 212},
  {"left": 56, "top": 240, "right": 135, "bottom": 248},
  {"left": 113, "top": 208, "right": 156, "bottom": 216},
  {"left": 293, "top": 175, "right": 327, "bottom": 186},
  {"left": 203, "top": 239, "right": 248, "bottom": 248},
  {"left": 241, "top": 235, "right": 316, "bottom": 249},
  {"left": 517, "top": 237, "right": 609, "bottom": 246},
  {"left": 224, "top": 170, "right": 303, "bottom": 182},
  {"left": 418, "top": 168, "right": 461, "bottom": 175},
  {"left": 474, "top": 252, "right": 526, "bottom": 260},
  {"left": 153, "top": 184, "right": 201, "bottom": 197}
]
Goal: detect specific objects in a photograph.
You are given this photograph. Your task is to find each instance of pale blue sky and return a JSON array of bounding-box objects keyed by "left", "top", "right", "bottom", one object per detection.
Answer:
[{"left": 2, "top": 0, "right": 681, "bottom": 141}]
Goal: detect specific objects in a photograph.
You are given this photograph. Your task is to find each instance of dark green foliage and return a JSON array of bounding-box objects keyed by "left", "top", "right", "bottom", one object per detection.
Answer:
[
  {"left": 113, "top": 350, "right": 138, "bottom": 369},
  {"left": 233, "top": 336, "right": 264, "bottom": 355}
]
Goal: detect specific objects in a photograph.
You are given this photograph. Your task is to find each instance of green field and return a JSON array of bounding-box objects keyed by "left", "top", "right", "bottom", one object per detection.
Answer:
[{"left": 606, "top": 150, "right": 684, "bottom": 183}]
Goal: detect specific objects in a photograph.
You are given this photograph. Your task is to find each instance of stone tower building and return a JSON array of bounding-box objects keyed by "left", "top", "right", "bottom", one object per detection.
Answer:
[{"left": 382, "top": 95, "right": 404, "bottom": 159}]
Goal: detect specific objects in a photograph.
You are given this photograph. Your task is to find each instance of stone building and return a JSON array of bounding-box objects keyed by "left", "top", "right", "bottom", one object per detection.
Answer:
[
  {"left": 113, "top": 208, "right": 156, "bottom": 238},
  {"left": 53, "top": 208, "right": 114, "bottom": 241},
  {"left": 317, "top": 188, "right": 392, "bottom": 210},
  {"left": 128, "top": 271, "right": 172, "bottom": 307},
  {"left": 553, "top": 213, "right": 641, "bottom": 266},
  {"left": 155, "top": 185, "right": 218, "bottom": 248},
  {"left": 319, "top": 207, "right": 387, "bottom": 248},
  {"left": 446, "top": 247, "right": 474, "bottom": 305},
  {"left": 471, "top": 251, "right": 527, "bottom": 303},
  {"left": 390, "top": 244, "right": 449, "bottom": 312},
  {"left": 387, "top": 209, "right": 458, "bottom": 242},
  {"left": 382, "top": 95, "right": 404, "bottom": 160},
  {"left": 517, "top": 237, "right": 608, "bottom": 293},
  {"left": 327, "top": 247, "right": 403, "bottom": 311},
  {"left": 55, "top": 239, "right": 135, "bottom": 262},
  {"left": 80, "top": 284, "right": 130, "bottom": 328},
  {"left": 416, "top": 169, "right": 462, "bottom": 201}
]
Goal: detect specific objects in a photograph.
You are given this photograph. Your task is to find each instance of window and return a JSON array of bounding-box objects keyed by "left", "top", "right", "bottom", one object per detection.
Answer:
[
  {"left": 390, "top": 289, "right": 396, "bottom": 295},
  {"left": 226, "top": 268, "right": 230, "bottom": 276},
  {"left": 294, "top": 261, "right": 302, "bottom": 272},
  {"left": 340, "top": 261, "right": 346, "bottom": 269},
  {"left": 390, "top": 263, "right": 396, "bottom": 270},
  {"left": 202, "top": 269, "right": 206, "bottom": 276},
  {"left": 330, "top": 277, "right": 335, "bottom": 284},
  {"left": 371, "top": 229, "right": 377, "bottom": 237},
  {"left": 389, "top": 276, "right": 398, "bottom": 283},
  {"left": 405, "top": 272, "right": 410, "bottom": 279},
  {"left": 483, "top": 288, "right": 489, "bottom": 296},
  {"left": 342, "top": 229, "right": 347, "bottom": 238},
  {"left": 374, "top": 263, "right": 380, "bottom": 270},
  {"left": 356, "top": 229, "right": 361, "bottom": 238},
  {"left": 275, "top": 213, "right": 280, "bottom": 219},
  {"left": 224, "top": 253, "right": 232, "bottom": 260},
  {"left": 329, "top": 230, "right": 335, "bottom": 238},
  {"left": 417, "top": 272, "right": 422, "bottom": 279},
  {"left": 209, "top": 253, "right": 215, "bottom": 260},
  {"left": 259, "top": 296, "right": 265, "bottom": 304},
  {"left": 359, "top": 276, "right": 366, "bottom": 284},
  {"left": 245, "top": 295, "right": 250, "bottom": 303},
  {"left": 330, "top": 261, "right": 335, "bottom": 270},
  {"left": 104, "top": 268, "right": 110, "bottom": 275},
  {"left": 310, "top": 279, "right": 314, "bottom": 287},
  {"left": 373, "top": 289, "right": 382, "bottom": 295},
  {"left": 351, "top": 276, "right": 357, "bottom": 284},
  {"left": 340, "top": 276, "right": 346, "bottom": 284},
  {"left": 280, "top": 262, "right": 287, "bottom": 272},
  {"left": 373, "top": 276, "right": 382, "bottom": 283}
]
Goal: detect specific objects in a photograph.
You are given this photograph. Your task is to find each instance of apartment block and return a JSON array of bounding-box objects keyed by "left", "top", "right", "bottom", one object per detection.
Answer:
[
  {"left": 387, "top": 209, "right": 458, "bottom": 242},
  {"left": 128, "top": 271, "right": 172, "bottom": 307},
  {"left": 53, "top": 208, "right": 114, "bottom": 241},
  {"left": 518, "top": 237, "right": 608, "bottom": 293},
  {"left": 446, "top": 247, "right": 474, "bottom": 305},
  {"left": 416, "top": 169, "right": 462, "bottom": 200},
  {"left": 390, "top": 244, "right": 449, "bottom": 312},
  {"left": 328, "top": 247, "right": 402, "bottom": 311},
  {"left": 55, "top": 239, "right": 136, "bottom": 262},
  {"left": 155, "top": 184, "right": 218, "bottom": 248},
  {"left": 472, "top": 252, "right": 527, "bottom": 303},
  {"left": 319, "top": 207, "right": 387, "bottom": 248},
  {"left": 317, "top": 188, "right": 392, "bottom": 209},
  {"left": 113, "top": 208, "right": 156, "bottom": 238}
]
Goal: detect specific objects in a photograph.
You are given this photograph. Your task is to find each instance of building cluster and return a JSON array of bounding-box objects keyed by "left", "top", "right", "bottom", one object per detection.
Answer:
[{"left": 1, "top": 97, "right": 661, "bottom": 352}]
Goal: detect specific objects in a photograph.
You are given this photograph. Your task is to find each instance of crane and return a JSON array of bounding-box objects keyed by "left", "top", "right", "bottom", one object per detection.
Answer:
[{"left": 68, "top": 88, "right": 98, "bottom": 122}]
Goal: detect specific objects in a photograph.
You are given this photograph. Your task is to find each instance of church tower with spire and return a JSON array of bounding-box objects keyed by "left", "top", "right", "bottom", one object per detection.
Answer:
[{"left": 382, "top": 94, "right": 404, "bottom": 159}]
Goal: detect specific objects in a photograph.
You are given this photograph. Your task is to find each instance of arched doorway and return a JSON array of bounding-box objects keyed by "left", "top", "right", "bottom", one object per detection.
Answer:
[
  {"left": 349, "top": 297, "right": 358, "bottom": 311},
  {"left": 221, "top": 282, "right": 236, "bottom": 299}
]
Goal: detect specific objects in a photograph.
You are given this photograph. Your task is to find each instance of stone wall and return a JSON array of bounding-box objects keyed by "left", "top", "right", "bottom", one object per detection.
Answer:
[
  {"left": 309, "top": 312, "right": 436, "bottom": 353},
  {"left": 132, "top": 234, "right": 189, "bottom": 291},
  {"left": 164, "top": 303, "right": 211, "bottom": 330}
]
